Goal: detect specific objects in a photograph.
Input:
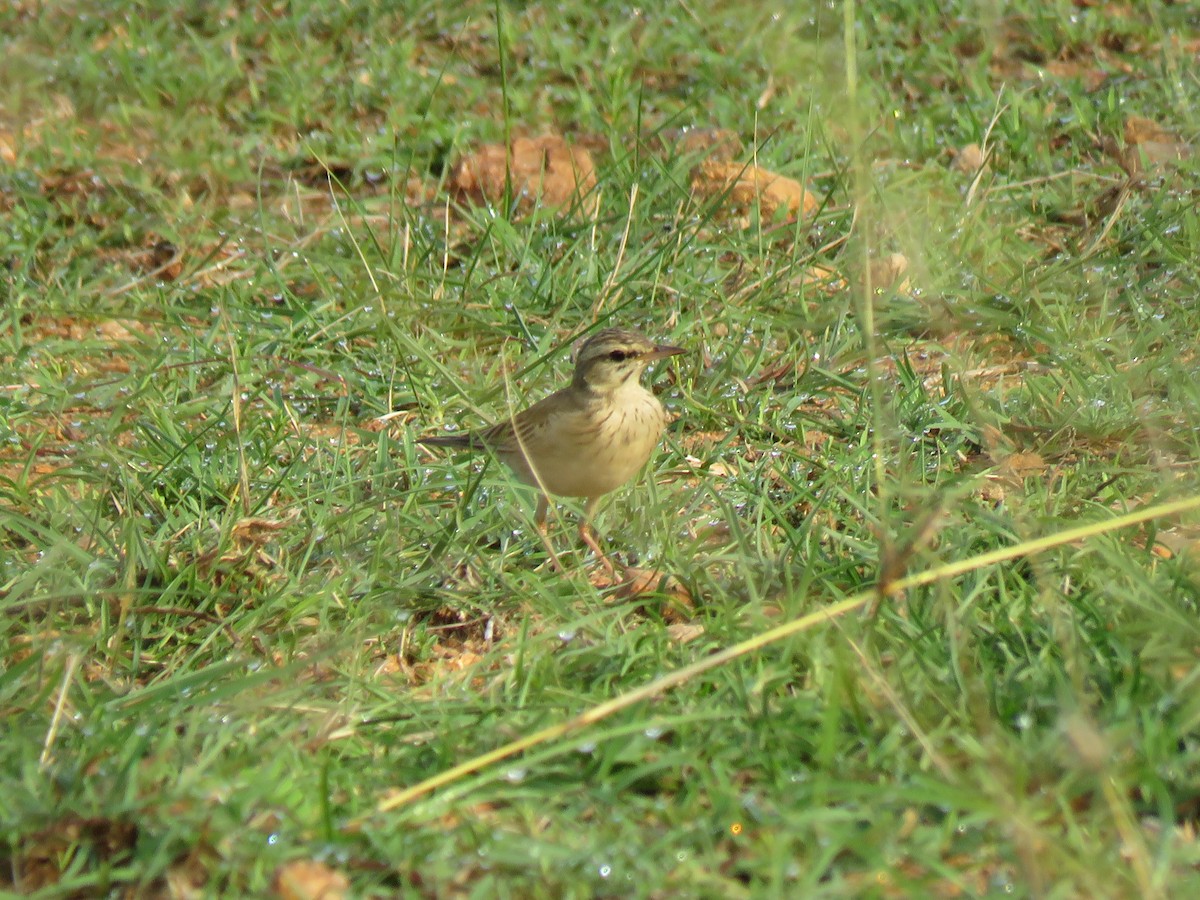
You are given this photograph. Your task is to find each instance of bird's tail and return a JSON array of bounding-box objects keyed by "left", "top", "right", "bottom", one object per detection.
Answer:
[{"left": 417, "top": 433, "right": 475, "bottom": 449}]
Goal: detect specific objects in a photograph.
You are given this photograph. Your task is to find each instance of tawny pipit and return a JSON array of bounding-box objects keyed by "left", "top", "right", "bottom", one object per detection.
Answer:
[{"left": 420, "top": 328, "right": 685, "bottom": 572}]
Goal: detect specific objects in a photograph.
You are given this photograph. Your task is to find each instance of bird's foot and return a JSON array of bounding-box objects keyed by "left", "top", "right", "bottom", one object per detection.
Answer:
[
  {"left": 535, "top": 523, "right": 566, "bottom": 573},
  {"left": 579, "top": 524, "right": 624, "bottom": 584}
]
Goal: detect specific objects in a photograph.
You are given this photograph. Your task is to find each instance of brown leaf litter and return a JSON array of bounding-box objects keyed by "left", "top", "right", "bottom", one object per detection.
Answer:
[
  {"left": 450, "top": 134, "right": 599, "bottom": 216},
  {"left": 592, "top": 565, "right": 696, "bottom": 622},
  {"left": 7, "top": 816, "right": 138, "bottom": 896},
  {"left": 275, "top": 859, "right": 350, "bottom": 900},
  {"left": 1120, "top": 114, "right": 1193, "bottom": 174},
  {"left": 690, "top": 160, "right": 822, "bottom": 224},
  {"left": 642, "top": 126, "right": 743, "bottom": 162}
]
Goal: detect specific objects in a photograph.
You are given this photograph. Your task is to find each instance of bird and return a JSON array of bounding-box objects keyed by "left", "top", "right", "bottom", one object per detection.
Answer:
[{"left": 419, "top": 328, "right": 685, "bottom": 574}]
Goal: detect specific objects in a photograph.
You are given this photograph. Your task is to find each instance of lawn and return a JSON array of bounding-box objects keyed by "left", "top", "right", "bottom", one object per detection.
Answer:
[{"left": 3, "top": 0, "right": 1200, "bottom": 896}]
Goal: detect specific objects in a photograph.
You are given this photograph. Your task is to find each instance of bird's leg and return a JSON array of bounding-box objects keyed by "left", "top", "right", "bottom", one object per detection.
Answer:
[
  {"left": 579, "top": 497, "right": 620, "bottom": 581},
  {"left": 534, "top": 494, "right": 564, "bottom": 572}
]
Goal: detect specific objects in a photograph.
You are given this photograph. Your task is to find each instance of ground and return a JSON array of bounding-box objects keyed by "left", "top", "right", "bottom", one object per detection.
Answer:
[{"left": 2, "top": 1, "right": 1200, "bottom": 896}]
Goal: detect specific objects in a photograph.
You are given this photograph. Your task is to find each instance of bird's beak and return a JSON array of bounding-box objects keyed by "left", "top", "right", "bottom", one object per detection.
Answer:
[{"left": 645, "top": 344, "right": 686, "bottom": 361}]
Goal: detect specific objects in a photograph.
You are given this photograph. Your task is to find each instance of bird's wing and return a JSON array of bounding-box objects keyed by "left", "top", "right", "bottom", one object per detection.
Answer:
[{"left": 480, "top": 390, "right": 569, "bottom": 455}]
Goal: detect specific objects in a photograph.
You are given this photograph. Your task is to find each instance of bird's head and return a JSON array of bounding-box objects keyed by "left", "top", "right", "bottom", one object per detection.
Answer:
[{"left": 571, "top": 328, "right": 685, "bottom": 393}]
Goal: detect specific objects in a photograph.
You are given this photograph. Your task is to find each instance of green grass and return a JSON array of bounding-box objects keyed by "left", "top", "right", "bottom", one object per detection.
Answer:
[{"left": 4, "top": 0, "right": 1200, "bottom": 895}]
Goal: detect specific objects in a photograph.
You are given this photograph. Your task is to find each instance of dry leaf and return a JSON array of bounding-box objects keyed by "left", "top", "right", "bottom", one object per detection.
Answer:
[
  {"left": 992, "top": 450, "right": 1047, "bottom": 486},
  {"left": 94, "top": 320, "right": 139, "bottom": 342},
  {"left": 650, "top": 127, "right": 742, "bottom": 162},
  {"left": 13, "top": 817, "right": 139, "bottom": 894},
  {"left": 666, "top": 622, "right": 705, "bottom": 644},
  {"left": 1123, "top": 115, "right": 1192, "bottom": 172},
  {"left": 275, "top": 860, "right": 349, "bottom": 900},
  {"left": 611, "top": 566, "right": 695, "bottom": 621},
  {"left": 450, "top": 135, "right": 598, "bottom": 216},
  {"left": 690, "top": 160, "right": 821, "bottom": 222},
  {"left": 1042, "top": 58, "right": 1109, "bottom": 93},
  {"left": 164, "top": 843, "right": 214, "bottom": 899},
  {"left": 1125, "top": 115, "right": 1183, "bottom": 148},
  {"left": 0, "top": 130, "right": 16, "bottom": 165},
  {"left": 950, "top": 142, "right": 988, "bottom": 176},
  {"left": 867, "top": 252, "right": 911, "bottom": 293},
  {"left": 231, "top": 516, "right": 292, "bottom": 545},
  {"left": 979, "top": 423, "right": 1014, "bottom": 456},
  {"left": 1151, "top": 524, "right": 1200, "bottom": 565}
]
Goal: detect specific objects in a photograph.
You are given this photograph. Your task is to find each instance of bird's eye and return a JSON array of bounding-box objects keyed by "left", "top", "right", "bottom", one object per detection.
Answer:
[{"left": 608, "top": 349, "right": 629, "bottom": 362}]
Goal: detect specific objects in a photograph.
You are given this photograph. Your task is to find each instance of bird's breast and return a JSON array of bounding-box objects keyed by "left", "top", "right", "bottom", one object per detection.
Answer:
[{"left": 503, "top": 387, "right": 668, "bottom": 498}]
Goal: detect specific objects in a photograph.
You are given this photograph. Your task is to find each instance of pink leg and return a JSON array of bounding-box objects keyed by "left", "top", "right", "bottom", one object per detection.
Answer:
[
  {"left": 534, "top": 495, "right": 564, "bottom": 571},
  {"left": 579, "top": 498, "right": 619, "bottom": 580}
]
